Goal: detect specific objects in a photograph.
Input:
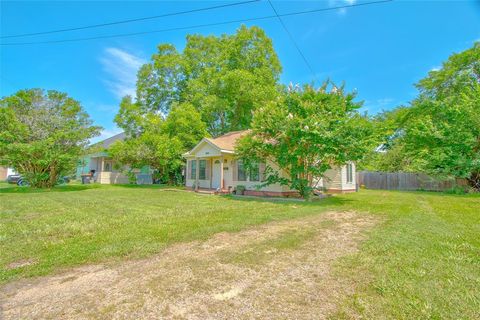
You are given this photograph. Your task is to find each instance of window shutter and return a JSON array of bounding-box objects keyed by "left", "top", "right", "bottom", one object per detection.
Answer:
[
  {"left": 232, "top": 159, "right": 237, "bottom": 181},
  {"left": 259, "top": 162, "right": 266, "bottom": 181},
  {"left": 187, "top": 160, "right": 191, "bottom": 179}
]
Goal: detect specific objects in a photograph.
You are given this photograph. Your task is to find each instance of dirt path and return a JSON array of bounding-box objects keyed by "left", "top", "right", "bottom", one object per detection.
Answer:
[{"left": 1, "top": 211, "right": 378, "bottom": 319}]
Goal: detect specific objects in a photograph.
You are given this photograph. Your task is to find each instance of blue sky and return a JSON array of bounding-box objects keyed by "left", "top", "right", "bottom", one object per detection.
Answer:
[{"left": 1, "top": 0, "right": 479, "bottom": 141}]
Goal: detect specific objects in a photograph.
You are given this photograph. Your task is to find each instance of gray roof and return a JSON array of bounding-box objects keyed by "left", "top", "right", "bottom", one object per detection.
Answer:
[{"left": 98, "top": 132, "right": 126, "bottom": 149}]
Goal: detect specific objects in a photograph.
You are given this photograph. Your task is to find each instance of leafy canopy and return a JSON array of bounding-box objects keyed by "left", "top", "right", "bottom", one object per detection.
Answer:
[
  {"left": 367, "top": 42, "right": 480, "bottom": 189},
  {"left": 116, "top": 25, "right": 282, "bottom": 137},
  {"left": 110, "top": 103, "right": 208, "bottom": 184},
  {"left": 237, "top": 82, "right": 375, "bottom": 198},
  {"left": 0, "top": 89, "right": 100, "bottom": 188}
]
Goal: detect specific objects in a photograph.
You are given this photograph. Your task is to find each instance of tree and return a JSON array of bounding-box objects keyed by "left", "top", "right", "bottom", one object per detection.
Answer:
[
  {"left": 0, "top": 89, "right": 100, "bottom": 188},
  {"left": 357, "top": 107, "right": 414, "bottom": 171},
  {"left": 236, "top": 82, "right": 375, "bottom": 199},
  {"left": 116, "top": 25, "right": 282, "bottom": 137},
  {"left": 372, "top": 42, "right": 480, "bottom": 189},
  {"left": 109, "top": 133, "right": 184, "bottom": 184},
  {"left": 162, "top": 102, "right": 210, "bottom": 150},
  {"left": 114, "top": 95, "right": 144, "bottom": 138},
  {"left": 110, "top": 102, "right": 208, "bottom": 184}
]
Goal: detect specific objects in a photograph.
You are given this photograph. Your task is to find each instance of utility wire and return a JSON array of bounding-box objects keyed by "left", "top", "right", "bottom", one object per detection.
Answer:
[
  {"left": 1, "top": 0, "right": 260, "bottom": 39},
  {"left": 266, "top": 0, "right": 317, "bottom": 82},
  {"left": 1, "top": 0, "right": 393, "bottom": 46}
]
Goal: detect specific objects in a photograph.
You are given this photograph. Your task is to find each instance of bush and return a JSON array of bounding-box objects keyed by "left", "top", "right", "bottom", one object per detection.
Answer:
[
  {"left": 444, "top": 185, "right": 468, "bottom": 195},
  {"left": 236, "top": 185, "right": 246, "bottom": 195}
]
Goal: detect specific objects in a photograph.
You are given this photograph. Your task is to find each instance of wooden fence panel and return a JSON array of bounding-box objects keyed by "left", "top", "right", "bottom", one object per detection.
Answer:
[{"left": 357, "top": 171, "right": 467, "bottom": 191}]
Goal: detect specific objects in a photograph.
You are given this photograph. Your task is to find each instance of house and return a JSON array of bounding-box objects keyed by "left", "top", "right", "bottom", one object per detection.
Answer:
[
  {"left": 0, "top": 167, "right": 16, "bottom": 181},
  {"left": 76, "top": 132, "right": 152, "bottom": 184},
  {"left": 0, "top": 166, "right": 8, "bottom": 181},
  {"left": 183, "top": 130, "right": 356, "bottom": 196}
]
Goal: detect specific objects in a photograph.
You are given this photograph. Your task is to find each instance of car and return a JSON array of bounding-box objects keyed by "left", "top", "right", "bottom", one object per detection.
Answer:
[
  {"left": 7, "top": 174, "right": 70, "bottom": 186},
  {"left": 6, "top": 174, "right": 22, "bottom": 184}
]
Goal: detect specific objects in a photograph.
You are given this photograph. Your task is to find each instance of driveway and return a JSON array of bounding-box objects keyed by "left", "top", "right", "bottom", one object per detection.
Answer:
[{"left": 1, "top": 211, "right": 377, "bottom": 319}]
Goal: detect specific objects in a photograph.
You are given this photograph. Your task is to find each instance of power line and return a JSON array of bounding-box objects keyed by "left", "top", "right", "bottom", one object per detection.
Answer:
[
  {"left": 1, "top": 0, "right": 393, "bottom": 46},
  {"left": 266, "top": 0, "right": 317, "bottom": 82},
  {"left": 1, "top": 17, "right": 274, "bottom": 45},
  {"left": 1, "top": 0, "right": 261, "bottom": 39}
]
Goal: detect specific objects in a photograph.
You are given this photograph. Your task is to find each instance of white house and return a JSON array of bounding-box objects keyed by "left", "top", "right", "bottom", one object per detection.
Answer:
[{"left": 183, "top": 130, "right": 356, "bottom": 196}]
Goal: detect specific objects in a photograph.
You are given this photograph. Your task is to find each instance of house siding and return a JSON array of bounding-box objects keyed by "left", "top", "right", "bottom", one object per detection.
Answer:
[
  {"left": 320, "top": 163, "right": 356, "bottom": 193},
  {"left": 186, "top": 154, "right": 291, "bottom": 194},
  {"left": 0, "top": 166, "right": 8, "bottom": 181},
  {"left": 185, "top": 136, "right": 357, "bottom": 195},
  {"left": 97, "top": 172, "right": 130, "bottom": 184}
]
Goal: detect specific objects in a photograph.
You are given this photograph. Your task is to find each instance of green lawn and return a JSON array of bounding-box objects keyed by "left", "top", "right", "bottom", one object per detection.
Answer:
[{"left": 1, "top": 183, "right": 479, "bottom": 318}]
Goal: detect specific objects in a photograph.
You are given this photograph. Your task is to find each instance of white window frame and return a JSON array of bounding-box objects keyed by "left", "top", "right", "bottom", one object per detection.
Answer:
[{"left": 346, "top": 163, "right": 353, "bottom": 183}]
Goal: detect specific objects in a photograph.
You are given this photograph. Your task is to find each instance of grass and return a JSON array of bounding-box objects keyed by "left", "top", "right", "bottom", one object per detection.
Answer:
[
  {"left": 220, "top": 228, "right": 318, "bottom": 267},
  {"left": 1, "top": 182, "right": 479, "bottom": 318}
]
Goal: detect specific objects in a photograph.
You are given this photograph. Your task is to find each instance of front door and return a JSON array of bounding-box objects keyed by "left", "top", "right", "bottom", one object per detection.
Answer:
[{"left": 212, "top": 159, "right": 221, "bottom": 189}]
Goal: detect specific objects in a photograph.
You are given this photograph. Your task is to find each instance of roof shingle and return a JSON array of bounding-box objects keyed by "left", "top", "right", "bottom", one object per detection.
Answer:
[{"left": 206, "top": 130, "right": 249, "bottom": 151}]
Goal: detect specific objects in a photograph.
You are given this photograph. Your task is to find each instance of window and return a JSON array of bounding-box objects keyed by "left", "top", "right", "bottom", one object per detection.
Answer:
[
  {"left": 249, "top": 162, "right": 260, "bottom": 182},
  {"left": 199, "top": 160, "right": 206, "bottom": 180},
  {"left": 237, "top": 160, "right": 259, "bottom": 181},
  {"left": 237, "top": 160, "right": 246, "bottom": 181},
  {"left": 346, "top": 163, "right": 353, "bottom": 183},
  {"left": 103, "top": 161, "right": 112, "bottom": 172},
  {"left": 190, "top": 160, "right": 196, "bottom": 180}
]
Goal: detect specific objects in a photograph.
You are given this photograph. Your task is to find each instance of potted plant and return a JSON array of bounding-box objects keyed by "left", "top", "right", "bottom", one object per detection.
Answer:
[{"left": 236, "top": 185, "right": 246, "bottom": 195}]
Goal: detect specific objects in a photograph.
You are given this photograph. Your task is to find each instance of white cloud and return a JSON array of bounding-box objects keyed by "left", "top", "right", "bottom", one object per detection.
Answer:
[
  {"left": 329, "top": 0, "right": 357, "bottom": 5},
  {"left": 329, "top": 0, "right": 357, "bottom": 15},
  {"left": 430, "top": 66, "right": 441, "bottom": 72},
  {"left": 100, "top": 47, "right": 146, "bottom": 99}
]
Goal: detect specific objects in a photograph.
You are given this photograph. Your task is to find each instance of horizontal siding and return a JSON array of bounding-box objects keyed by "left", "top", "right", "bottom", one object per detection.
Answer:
[
  {"left": 323, "top": 168, "right": 343, "bottom": 190},
  {"left": 98, "top": 172, "right": 130, "bottom": 184}
]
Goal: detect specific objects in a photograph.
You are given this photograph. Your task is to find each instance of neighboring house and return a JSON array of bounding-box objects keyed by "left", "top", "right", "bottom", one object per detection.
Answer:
[
  {"left": 0, "top": 167, "right": 16, "bottom": 181},
  {"left": 76, "top": 132, "right": 152, "bottom": 185},
  {"left": 0, "top": 166, "right": 8, "bottom": 181},
  {"left": 183, "top": 130, "right": 356, "bottom": 196}
]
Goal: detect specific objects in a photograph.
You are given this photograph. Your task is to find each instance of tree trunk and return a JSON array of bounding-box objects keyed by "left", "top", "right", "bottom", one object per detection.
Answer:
[{"left": 467, "top": 171, "right": 480, "bottom": 191}]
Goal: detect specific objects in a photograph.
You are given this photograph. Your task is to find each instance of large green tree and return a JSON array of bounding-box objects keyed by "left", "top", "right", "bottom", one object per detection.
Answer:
[
  {"left": 237, "top": 82, "right": 375, "bottom": 199},
  {"left": 110, "top": 103, "right": 208, "bottom": 184},
  {"left": 0, "top": 89, "right": 100, "bottom": 188},
  {"left": 367, "top": 42, "right": 480, "bottom": 189},
  {"left": 116, "top": 25, "right": 282, "bottom": 137}
]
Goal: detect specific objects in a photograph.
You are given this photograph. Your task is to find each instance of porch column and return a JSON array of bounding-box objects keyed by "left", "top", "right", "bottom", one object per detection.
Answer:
[
  {"left": 209, "top": 158, "right": 213, "bottom": 189},
  {"left": 99, "top": 157, "right": 104, "bottom": 181},
  {"left": 195, "top": 157, "right": 199, "bottom": 191},
  {"left": 220, "top": 155, "right": 224, "bottom": 190}
]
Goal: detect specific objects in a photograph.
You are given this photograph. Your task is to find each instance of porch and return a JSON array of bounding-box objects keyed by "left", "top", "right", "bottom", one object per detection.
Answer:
[
  {"left": 185, "top": 155, "right": 235, "bottom": 192},
  {"left": 78, "top": 154, "right": 151, "bottom": 184}
]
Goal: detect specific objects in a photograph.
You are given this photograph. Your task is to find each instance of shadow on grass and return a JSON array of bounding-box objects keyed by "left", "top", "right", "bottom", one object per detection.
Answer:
[
  {"left": 0, "top": 184, "right": 100, "bottom": 194},
  {"left": 108, "top": 184, "right": 184, "bottom": 190},
  {"left": 365, "top": 188, "right": 480, "bottom": 198},
  {"left": 222, "top": 194, "right": 353, "bottom": 207}
]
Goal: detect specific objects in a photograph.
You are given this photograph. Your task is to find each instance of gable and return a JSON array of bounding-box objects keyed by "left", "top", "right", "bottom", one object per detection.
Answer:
[{"left": 187, "top": 139, "right": 222, "bottom": 158}]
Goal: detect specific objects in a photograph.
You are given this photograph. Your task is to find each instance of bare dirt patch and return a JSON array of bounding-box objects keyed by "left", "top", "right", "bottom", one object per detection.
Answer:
[
  {"left": 5, "top": 259, "right": 37, "bottom": 270},
  {"left": 1, "top": 211, "right": 378, "bottom": 319}
]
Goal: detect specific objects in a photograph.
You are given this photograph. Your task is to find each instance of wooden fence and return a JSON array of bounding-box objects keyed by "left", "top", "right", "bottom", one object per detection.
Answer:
[{"left": 356, "top": 171, "right": 467, "bottom": 191}]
